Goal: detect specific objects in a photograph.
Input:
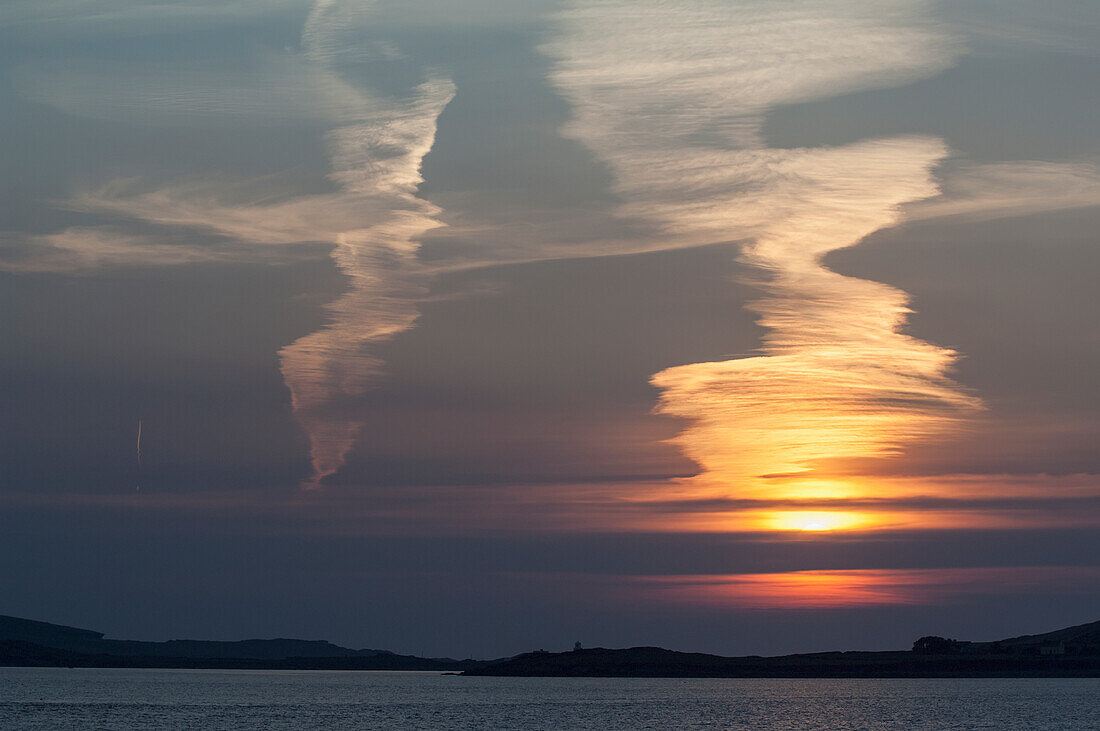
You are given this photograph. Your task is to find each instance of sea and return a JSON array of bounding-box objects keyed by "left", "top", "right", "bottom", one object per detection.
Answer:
[{"left": 1, "top": 668, "right": 1098, "bottom": 729}]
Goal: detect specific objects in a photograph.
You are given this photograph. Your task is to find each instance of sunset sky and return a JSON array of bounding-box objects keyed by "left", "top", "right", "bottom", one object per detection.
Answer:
[{"left": 2, "top": 0, "right": 1099, "bottom": 659}]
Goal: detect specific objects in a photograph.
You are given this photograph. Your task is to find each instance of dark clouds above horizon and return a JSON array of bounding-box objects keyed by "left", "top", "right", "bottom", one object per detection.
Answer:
[{"left": 1, "top": 0, "right": 1098, "bottom": 658}]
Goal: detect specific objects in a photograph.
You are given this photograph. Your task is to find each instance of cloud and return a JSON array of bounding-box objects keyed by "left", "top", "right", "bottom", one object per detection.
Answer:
[
  {"left": 0, "top": 0, "right": 306, "bottom": 34},
  {"left": 256, "top": 4, "right": 458, "bottom": 491},
  {"left": 543, "top": 0, "right": 960, "bottom": 150},
  {"left": 543, "top": 0, "right": 986, "bottom": 528},
  {"left": 301, "top": 0, "right": 394, "bottom": 65},
  {"left": 67, "top": 173, "right": 433, "bottom": 248},
  {"left": 0, "top": 180, "right": 366, "bottom": 274},
  {"left": 85, "top": 72, "right": 460, "bottom": 490},
  {"left": 948, "top": 0, "right": 1100, "bottom": 57},
  {"left": 540, "top": 0, "right": 961, "bottom": 246},
  {"left": 0, "top": 227, "right": 231, "bottom": 273},
  {"left": 315, "top": 0, "right": 963, "bottom": 277},
  {"left": 277, "top": 77, "right": 454, "bottom": 488},
  {"left": 10, "top": 0, "right": 1094, "bottom": 511},
  {"left": 906, "top": 160, "right": 1100, "bottom": 223},
  {"left": 11, "top": 51, "right": 373, "bottom": 127},
  {"left": 7, "top": 1, "right": 456, "bottom": 489},
  {"left": 651, "top": 140, "right": 983, "bottom": 499},
  {"left": 637, "top": 566, "right": 1100, "bottom": 608}
]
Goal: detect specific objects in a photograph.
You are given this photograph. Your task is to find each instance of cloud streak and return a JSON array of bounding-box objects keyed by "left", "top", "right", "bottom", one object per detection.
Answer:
[
  {"left": 905, "top": 160, "right": 1100, "bottom": 223},
  {"left": 7, "top": 0, "right": 1099, "bottom": 511},
  {"left": 638, "top": 566, "right": 1100, "bottom": 608},
  {"left": 278, "top": 80, "right": 454, "bottom": 488},
  {"left": 0, "top": 0, "right": 304, "bottom": 34},
  {"left": 651, "top": 139, "right": 983, "bottom": 500},
  {"left": 9, "top": 1, "right": 456, "bottom": 489},
  {"left": 0, "top": 227, "right": 230, "bottom": 273},
  {"left": 12, "top": 53, "right": 373, "bottom": 127},
  {"left": 279, "top": 3, "right": 455, "bottom": 489},
  {"left": 544, "top": 0, "right": 982, "bottom": 526}
]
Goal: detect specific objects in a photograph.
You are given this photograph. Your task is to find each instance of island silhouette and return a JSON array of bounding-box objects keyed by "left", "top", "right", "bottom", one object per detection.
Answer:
[{"left": 2, "top": 614, "right": 1099, "bottom": 677}]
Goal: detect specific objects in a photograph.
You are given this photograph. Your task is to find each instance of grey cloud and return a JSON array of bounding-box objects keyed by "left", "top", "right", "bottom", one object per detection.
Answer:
[
  {"left": 948, "top": 0, "right": 1100, "bottom": 56},
  {"left": 11, "top": 53, "right": 372, "bottom": 127},
  {"left": 0, "top": 0, "right": 307, "bottom": 34},
  {"left": 907, "top": 160, "right": 1100, "bottom": 223}
]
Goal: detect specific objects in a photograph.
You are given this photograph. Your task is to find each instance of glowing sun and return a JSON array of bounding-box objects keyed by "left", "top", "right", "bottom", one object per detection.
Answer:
[{"left": 800, "top": 522, "right": 831, "bottom": 531}]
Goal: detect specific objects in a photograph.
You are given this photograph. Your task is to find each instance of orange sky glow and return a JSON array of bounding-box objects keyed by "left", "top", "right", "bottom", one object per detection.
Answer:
[{"left": 638, "top": 567, "right": 1100, "bottom": 608}]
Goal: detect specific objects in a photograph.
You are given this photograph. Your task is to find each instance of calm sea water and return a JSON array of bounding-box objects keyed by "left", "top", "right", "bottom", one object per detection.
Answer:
[{"left": 1, "top": 668, "right": 1098, "bottom": 729}]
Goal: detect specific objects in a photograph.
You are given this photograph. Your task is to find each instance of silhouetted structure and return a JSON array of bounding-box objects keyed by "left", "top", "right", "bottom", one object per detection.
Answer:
[{"left": 913, "top": 636, "right": 968, "bottom": 654}]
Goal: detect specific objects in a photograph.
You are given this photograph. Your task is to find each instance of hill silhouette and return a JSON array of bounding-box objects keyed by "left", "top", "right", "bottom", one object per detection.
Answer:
[
  {"left": 465, "top": 620, "right": 1100, "bottom": 678},
  {"left": 3, "top": 614, "right": 1099, "bottom": 676},
  {"left": 980, "top": 619, "right": 1100, "bottom": 650},
  {"left": 0, "top": 614, "right": 479, "bottom": 671}
]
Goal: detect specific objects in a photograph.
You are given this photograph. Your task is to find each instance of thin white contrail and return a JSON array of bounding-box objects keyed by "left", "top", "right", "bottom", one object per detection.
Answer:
[{"left": 136, "top": 419, "right": 142, "bottom": 492}]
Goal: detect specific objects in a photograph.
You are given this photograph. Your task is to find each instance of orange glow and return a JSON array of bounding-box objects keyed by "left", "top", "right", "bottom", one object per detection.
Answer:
[
  {"left": 764, "top": 512, "right": 866, "bottom": 532},
  {"left": 647, "top": 143, "right": 984, "bottom": 530},
  {"left": 546, "top": 0, "right": 985, "bottom": 538},
  {"left": 632, "top": 508, "right": 1013, "bottom": 534},
  {"left": 641, "top": 567, "right": 1100, "bottom": 609},
  {"left": 601, "top": 473, "right": 1100, "bottom": 534},
  {"left": 638, "top": 141, "right": 991, "bottom": 534}
]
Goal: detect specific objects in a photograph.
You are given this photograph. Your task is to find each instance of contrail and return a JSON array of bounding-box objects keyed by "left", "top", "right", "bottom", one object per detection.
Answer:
[{"left": 136, "top": 419, "right": 142, "bottom": 492}]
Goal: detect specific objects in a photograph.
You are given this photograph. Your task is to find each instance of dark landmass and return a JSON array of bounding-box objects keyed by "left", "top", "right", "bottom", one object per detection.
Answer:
[
  {"left": 4, "top": 613, "right": 1100, "bottom": 677},
  {"left": 465, "top": 620, "right": 1100, "bottom": 678},
  {"left": 0, "top": 615, "right": 481, "bottom": 671}
]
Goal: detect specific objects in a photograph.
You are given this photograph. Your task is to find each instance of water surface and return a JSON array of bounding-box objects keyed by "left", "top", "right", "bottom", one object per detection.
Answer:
[{"left": 2, "top": 668, "right": 1098, "bottom": 729}]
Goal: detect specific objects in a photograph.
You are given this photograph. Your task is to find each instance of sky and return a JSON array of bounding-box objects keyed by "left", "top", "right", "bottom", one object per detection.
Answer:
[{"left": 1, "top": 0, "right": 1098, "bottom": 659}]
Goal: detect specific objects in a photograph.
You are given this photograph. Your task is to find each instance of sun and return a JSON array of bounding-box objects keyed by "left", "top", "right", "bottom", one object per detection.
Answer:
[
  {"left": 754, "top": 511, "right": 869, "bottom": 532},
  {"left": 800, "top": 522, "right": 831, "bottom": 531}
]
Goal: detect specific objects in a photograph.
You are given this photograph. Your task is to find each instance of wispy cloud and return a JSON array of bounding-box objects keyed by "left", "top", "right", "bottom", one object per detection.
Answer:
[
  {"left": 543, "top": 0, "right": 960, "bottom": 151},
  {"left": 0, "top": 227, "right": 226, "bottom": 273},
  {"left": 11, "top": 51, "right": 373, "bottom": 127},
  {"left": 907, "top": 160, "right": 1100, "bottom": 223},
  {"left": 544, "top": 0, "right": 983, "bottom": 527},
  {"left": 278, "top": 75, "right": 454, "bottom": 488},
  {"left": 7, "top": 1, "right": 455, "bottom": 489},
  {"left": 638, "top": 566, "right": 1100, "bottom": 608},
  {"left": 9, "top": 0, "right": 1097, "bottom": 510},
  {"left": 259, "top": 2, "right": 456, "bottom": 490},
  {"left": 0, "top": 0, "right": 305, "bottom": 33},
  {"left": 948, "top": 0, "right": 1100, "bottom": 57},
  {"left": 651, "top": 138, "right": 983, "bottom": 500}
]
